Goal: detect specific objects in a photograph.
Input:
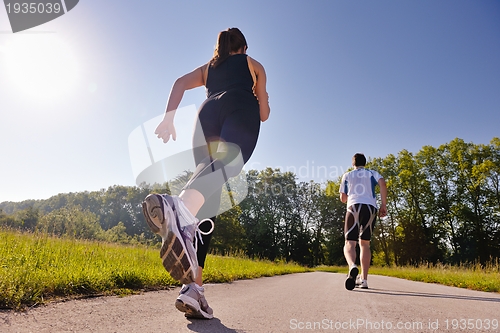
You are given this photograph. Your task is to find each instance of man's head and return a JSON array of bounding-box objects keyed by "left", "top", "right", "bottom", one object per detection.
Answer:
[{"left": 352, "top": 153, "right": 366, "bottom": 167}]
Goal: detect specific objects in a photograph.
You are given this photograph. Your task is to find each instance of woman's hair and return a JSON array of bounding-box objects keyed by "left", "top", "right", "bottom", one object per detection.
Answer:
[{"left": 210, "top": 28, "right": 248, "bottom": 68}]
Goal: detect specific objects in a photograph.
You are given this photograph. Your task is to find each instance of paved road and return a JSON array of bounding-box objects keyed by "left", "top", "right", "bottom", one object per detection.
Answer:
[{"left": 2, "top": 272, "right": 500, "bottom": 332}]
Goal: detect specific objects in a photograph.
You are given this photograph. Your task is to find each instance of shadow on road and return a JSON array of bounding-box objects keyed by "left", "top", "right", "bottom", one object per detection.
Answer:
[
  {"left": 357, "top": 288, "right": 500, "bottom": 303},
  {"left": 186, "top": 317, "right": 245, "bottom": 333}
]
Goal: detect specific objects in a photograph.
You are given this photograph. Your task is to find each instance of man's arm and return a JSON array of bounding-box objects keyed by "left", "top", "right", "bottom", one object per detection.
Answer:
[
  {"left": 339, "top": 175, "right": 348, "bottom": 203},
  {"left": 340, "top": 192, "right": 348, "bottom": 204}
]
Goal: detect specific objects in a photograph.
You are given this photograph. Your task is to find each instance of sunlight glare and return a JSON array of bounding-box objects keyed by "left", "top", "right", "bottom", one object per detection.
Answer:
[{"left": 1, "top": 34, "right": 80, "bottom": 102}]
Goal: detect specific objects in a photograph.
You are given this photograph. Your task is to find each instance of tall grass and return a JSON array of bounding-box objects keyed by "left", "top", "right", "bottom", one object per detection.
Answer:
[
  {"left": 316, "top": 262, "right": 500, "bottom": 293},
  {"left": 1, "top": 230, "right": 174, "bottom": 309},
  {"left": 203, "top": 255, "right": 308, "bottom": 283},
  {"left": 0, "top": 229, "right": 307, "bottom": 310},
  {"left": 369, "top": 262, "right": 500, "bottom": 293}
]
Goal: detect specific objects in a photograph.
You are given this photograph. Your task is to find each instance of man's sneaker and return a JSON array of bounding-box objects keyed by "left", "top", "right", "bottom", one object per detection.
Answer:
[
  {"left": 359, "top": 279, "right": 369, "bottom": 289},
  {"left": 355, "top": 275, "right": 362, "bottom": 286},
  {"left": 345, "top": 265, "right": 358, "bottom": 290},
  {"left": 176, "top": 283, "right": 214, "bottom": 319},
  {"left": 142, "top": 194, "right": 214, "bottom": 285}
]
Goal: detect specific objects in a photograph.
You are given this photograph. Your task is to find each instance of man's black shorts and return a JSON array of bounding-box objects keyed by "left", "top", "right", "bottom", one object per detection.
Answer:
[{"left": 344, "top": 203, "right": 378, "bottom": 241}]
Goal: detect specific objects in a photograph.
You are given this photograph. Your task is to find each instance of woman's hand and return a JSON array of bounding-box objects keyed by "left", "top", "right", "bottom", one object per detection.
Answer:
[{"left": 155, "top": 112, "right": 177, "bottom": 143}]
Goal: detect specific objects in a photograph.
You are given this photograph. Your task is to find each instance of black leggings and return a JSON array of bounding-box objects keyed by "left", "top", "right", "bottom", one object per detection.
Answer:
[{"left": 185, "top": 91, "right": 260, "bottom": 268}]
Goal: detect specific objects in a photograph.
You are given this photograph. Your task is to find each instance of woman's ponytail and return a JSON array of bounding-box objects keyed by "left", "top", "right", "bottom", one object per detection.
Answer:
[{"left": 210, "top": 28, "right": 248, "bottom": 68}]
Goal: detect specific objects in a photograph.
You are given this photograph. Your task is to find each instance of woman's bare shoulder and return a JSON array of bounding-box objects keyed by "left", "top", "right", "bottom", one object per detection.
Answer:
[{"left": 247, "top": 56, "right": 266, "bottom": 74}]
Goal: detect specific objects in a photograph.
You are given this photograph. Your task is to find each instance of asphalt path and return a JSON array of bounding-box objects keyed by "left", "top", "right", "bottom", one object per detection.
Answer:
[{"left": 2, "top": 272, "right": 500, "bottom": 333}]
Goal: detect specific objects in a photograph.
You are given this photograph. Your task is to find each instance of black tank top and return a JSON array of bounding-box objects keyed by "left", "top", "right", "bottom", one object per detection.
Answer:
[{"left": 206, "top": 54, "right": 255, "bottom": 99}]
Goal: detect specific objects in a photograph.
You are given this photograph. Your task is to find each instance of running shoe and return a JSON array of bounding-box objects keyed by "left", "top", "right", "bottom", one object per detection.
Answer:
[
  {"left": 345, "top": 265, "right": 359, "bottom": 291},
  {"left": 355, "top": 275, "right": 362, "bottom": 286},
  {"left": 176, "top": 283, "right": 214, "bottom": 319},
  {"left": 142, "top": 194, "right": 213, "bottom": 285},
  {"left": 359, "top": 279, "right": 369, "bottom": 289}
]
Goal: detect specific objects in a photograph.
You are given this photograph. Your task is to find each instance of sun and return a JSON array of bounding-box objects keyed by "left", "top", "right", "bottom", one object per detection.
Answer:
[{"left": 0, "top": 34, "right": 80, "bottom": 102}]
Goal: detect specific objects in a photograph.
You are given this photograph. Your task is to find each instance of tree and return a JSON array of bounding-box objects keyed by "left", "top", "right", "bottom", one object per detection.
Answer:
[
  {"left": 210, "top": 205, "right": 246, "bottom": 254},
  {"left": 37, "top": 205, "right": 103, "bottom": 240},
  {"left": 14, "top": 206, "right": 40, "bottom": 231},
  {"left": 240, "top": 168, "right": 299, "bottom": 261},
  {"left": 104, "top": 222, "right": 131, "bottom": 243},
  {"left": 0, "top": 209, "right": 21, "bottom": 229},
  {"left": 323, "top": 180, "right": 347, "bottom": 266}
]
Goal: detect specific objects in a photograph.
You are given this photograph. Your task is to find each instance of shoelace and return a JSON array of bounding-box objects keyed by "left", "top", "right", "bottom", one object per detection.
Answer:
[
  {"left": 174, "top": 196, "right": 215, "bottom": 252},
  {"left": 193, "top": 218, "right": 214, "bottom": 252}
]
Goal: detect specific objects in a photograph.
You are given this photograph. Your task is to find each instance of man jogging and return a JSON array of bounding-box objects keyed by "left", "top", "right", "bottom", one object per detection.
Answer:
[{"left": 339, "top": 153, "right": 387, "bottom": 290}]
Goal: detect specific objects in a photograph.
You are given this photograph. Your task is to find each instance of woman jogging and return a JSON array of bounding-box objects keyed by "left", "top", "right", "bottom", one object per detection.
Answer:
[{"left": 142, "top": 27, "right": 270, "bottom": 319}]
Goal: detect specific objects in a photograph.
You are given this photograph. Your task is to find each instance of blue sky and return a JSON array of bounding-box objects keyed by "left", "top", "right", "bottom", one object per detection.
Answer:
[{"left": 0, "top": 0, "right": 499, "bottom": 203}]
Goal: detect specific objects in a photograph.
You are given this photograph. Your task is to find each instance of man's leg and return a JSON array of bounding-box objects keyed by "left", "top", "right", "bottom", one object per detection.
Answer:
[
  {"left": 343, "top": 206, "right": 359, "bottom": 267},
  {"left": 358, "top": 204, "right": 377, "bottom": 282},
  {"left": 359, "top": 239, "right": 371, "bottom": 280},
  {"left": 343, "top": 240, "right": 357, "bottom": 268},
  {"left": 356, "top": 204, "right": 377, "bottom": 289},
  {"left": 344, "top": 205, "right": 362, "bottom": 290},
  {"left": 343, "top": 240, "right": 359, "bottom": 290}
]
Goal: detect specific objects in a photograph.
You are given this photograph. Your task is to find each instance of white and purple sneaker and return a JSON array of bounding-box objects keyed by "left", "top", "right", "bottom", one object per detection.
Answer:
[
  {"left": 142, "top": 194, "right": 213, "bottom": 285},
  {"left": 176, "top": 283, "right": 214, "bottom": 319}
]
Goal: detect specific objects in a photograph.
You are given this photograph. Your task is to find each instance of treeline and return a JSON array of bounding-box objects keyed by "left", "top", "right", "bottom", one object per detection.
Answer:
[
  {"left": 370, "top": 137, "right": 500, "bottom": 265},
  {"left": 0, "top": 185, "right": 163, "bottom": 245},
  {"left": 1, "top": 137, "right": 499, "bottom": 267}
]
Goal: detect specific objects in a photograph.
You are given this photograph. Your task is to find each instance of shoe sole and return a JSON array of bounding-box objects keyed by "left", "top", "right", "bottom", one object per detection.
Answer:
[
  {"left": 142, "top": 194, "right": 162, "bottom": 234},
  {"left": 142, "top": 194, "right": 196, "bottom": 285},
  {"left": 161, "top": 231, "right": 195, "bottom": 284},
  {"left": 175, "top": 297, "right": 213, "bottom": 319},
  {"left": 345, "top": 266, "right": 359, "bottom": 291}
]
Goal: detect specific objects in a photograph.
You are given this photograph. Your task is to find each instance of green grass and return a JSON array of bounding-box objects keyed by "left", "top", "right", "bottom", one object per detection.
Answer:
[
  {"left": 0, "top": 229, "right": 307, "bottom": 310},
  {"left": 203, "top": 255, "right": 308, "bottom": 282},
  {"left": 316, "top": 262, "right": 500, "bottom": 293}
]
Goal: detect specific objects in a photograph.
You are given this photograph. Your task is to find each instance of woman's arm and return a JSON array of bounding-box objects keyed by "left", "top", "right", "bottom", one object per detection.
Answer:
[
  {"left": 165, "top": 65, "right": 206, "bottom": 113},
  {"left": 248, "top": 57, "right": 271, "bottom": 122},
  {"left": 155, "top": 65, "right": 205, "bottom": 143}
]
